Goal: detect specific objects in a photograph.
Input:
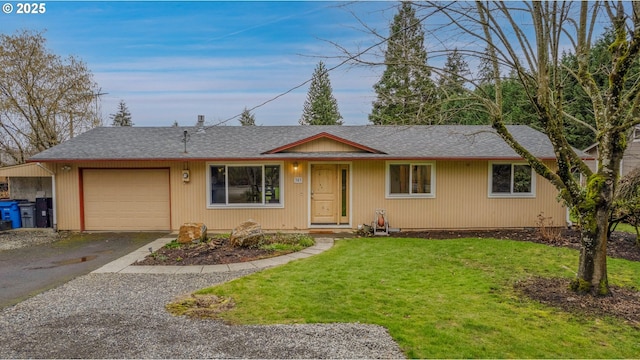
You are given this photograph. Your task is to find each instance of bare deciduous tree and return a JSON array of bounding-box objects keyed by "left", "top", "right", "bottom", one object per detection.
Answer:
[
  {"left": 420, "top": 1, "right": 640, "bottom": 296},
  {"left": 0, "top": 30, "right": 102, "bottom": 165},
  {"left": 338, "top": 1, "right": 639, "bottom": 296}
]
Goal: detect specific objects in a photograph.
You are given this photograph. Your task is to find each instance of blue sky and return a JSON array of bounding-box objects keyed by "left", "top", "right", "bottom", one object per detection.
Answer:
[{"left": 1, "top": 1, "right": 402, "bottom": 127}]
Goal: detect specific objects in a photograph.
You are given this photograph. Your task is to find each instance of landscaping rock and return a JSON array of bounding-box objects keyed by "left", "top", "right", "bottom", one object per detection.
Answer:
[
  {"left": 177, "top": 222, "right": 207, "bottom": 244},
  {"left": 230, "top": 219, "right": 264, "bottom": 248}
]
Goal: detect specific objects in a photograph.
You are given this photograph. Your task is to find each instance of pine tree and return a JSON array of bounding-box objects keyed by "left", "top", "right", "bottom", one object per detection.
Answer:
[
  {"left": 110, "top": 100, "right": 133, "bottom": 126},
  {"left": 438, "top": 49, "right": 470, "bottom": 96},
  {"left": 299, "top": 61, "right": 343, "bottom": 125},
  {"left": 437, "top": 49, "right": 483, "bottom": 125},
  {"left": 476, "top": 47, "right": 495, "bottom": 86},
  {"left": 369, "top": 2, "right": 437, "bottom": 125},
  {"left": 239, "top": 108, "right": 256, "bottom": 126}
]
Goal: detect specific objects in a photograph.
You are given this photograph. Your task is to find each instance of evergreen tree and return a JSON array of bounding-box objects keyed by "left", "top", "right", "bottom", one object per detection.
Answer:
[
  {"left": 299, "top": 61, "right": 342, "bottom": 125},
  {"left": 369, "top": 2, "right": 437, "bottom": 125},
  {"left": 110, "top": 100, "right": 133, "bottom": 126},
  {"left": 476, "top": 48, "right": 494, "bottom": 86},
  {"left": 437, "top": 49, "right": 481, "bottom": 124},
  {"left": 239, "top": 107, "right": 256, "bottom": 126},
  {"left": 438, "top": 48, "right": 470, "bottom": 96}
]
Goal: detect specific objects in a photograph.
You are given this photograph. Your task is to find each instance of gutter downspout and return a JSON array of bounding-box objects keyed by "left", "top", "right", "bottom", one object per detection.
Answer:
[{"left": 36, "top": 162, "right": 57, "bottom": 231}]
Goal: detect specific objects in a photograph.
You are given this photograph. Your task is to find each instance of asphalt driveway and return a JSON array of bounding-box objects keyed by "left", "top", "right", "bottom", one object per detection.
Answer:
[{"left": 0, "top": 231, "right": 167, "bottom": 309}]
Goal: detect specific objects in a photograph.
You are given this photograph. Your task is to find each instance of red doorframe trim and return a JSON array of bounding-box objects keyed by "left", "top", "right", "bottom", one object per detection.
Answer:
[{"left": 78, "top": 169, "right": 85, "bottom": 231}]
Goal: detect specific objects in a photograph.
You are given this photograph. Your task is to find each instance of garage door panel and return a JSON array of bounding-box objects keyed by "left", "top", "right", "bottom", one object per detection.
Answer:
[{"left": 83, "top": 169, "right": 170, "bottom": 231}]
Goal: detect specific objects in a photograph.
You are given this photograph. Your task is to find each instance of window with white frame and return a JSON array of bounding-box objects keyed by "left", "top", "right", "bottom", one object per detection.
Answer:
[
  {"left": 489, "top": 162, "right": 535, "bottom": 197},
  {"left": 387, "top": 162, "right": 435, "bottom": 197},
  {"left": 209, "top": 164, "right": 282, "bottom": 206}
]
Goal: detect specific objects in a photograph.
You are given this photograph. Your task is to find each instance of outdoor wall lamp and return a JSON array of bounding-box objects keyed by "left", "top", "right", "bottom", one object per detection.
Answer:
[
  {"left": 61, "top": 165, "right": 72, "bottom": 172},
  {"left": 293, "top": 162, "right": 298, "bottom": 171}
]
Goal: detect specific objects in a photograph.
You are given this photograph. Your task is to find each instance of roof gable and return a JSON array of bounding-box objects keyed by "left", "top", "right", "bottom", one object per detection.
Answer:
[{"left": 262, "top": 132, "right": 386, "bottom": 154}]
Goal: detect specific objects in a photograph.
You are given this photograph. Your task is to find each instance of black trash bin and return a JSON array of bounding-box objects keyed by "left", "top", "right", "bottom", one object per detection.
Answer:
[{"left": 35, "top": 197, "right": 52, "bottom": 228}]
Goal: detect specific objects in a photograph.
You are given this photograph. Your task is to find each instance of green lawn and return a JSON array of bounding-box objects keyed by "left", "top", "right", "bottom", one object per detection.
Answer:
[
  {"left": 193, "top": 237, "right": 640, "bottom": 358},
  {"left": 611, "top": 222, "right": 639, "bottom": 235}
]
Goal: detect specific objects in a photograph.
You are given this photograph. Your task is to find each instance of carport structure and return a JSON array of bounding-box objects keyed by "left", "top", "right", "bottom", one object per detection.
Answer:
[{"left": 0, "top": 163, "right": 55, "bottom": 228}]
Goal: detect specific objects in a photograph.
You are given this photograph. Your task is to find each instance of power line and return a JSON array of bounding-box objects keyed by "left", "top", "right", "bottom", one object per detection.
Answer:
[{"left": 206, "top": 20, "right": 391, "bottom": 128}]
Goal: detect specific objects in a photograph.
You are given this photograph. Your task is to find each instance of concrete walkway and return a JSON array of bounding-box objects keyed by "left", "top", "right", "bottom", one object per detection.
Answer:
[{"left": 92, "top": 236, "right": 334, "bottom": 274}]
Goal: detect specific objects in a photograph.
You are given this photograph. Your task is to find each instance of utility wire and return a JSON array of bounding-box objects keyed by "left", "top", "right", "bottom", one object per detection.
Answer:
[{"left": 206, "top": 19, "right": 393, "bottom": 128}]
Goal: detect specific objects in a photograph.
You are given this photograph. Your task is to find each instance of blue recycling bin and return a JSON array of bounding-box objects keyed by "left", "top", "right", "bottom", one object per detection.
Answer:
[{"left": 0, "top": 201, "right": 21, "bottom": 229}]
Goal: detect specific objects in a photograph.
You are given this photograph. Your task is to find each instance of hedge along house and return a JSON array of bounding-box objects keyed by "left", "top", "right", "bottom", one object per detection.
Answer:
[{"left": 27, "top": 124, "right": 581, "bottom": 232}]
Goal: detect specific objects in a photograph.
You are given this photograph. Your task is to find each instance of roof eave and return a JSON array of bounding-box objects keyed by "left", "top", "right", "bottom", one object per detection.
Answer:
[{"left": 27, "top": 155, "right": 565, "bottom": 162}]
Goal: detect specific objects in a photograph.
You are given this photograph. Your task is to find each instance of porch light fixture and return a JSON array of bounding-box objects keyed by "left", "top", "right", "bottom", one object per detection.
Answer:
[
  {"left": 293, "top": 162, "right": 298, "bottom": 171},
  {"left": 61, "top": 165, "right": 72, "bottom": 172}
]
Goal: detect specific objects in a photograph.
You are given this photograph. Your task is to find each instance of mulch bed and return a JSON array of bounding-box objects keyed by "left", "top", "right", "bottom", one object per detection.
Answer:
[
  {"left": 515, "top": 277, "right": 640, "bottom": 327},
  {"left": 134, "top": 237, "right": 289, "bottom": 266},
  {"left": 394, "top": 228, "right": 640, "bottom": 262}
]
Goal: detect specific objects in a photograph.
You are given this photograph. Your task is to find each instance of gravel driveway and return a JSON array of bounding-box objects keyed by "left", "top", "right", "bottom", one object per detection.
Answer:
[
  {"left": 0, "top": 228, "right": 62, "bottom": 251},
  {"left": 0, "top": 250, "right": 404, "bottom": 358}
]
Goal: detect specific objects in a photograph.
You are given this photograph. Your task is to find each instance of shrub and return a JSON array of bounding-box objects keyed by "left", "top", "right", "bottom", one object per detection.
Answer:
[
  {"left": 536, "top": 212, "right": 562, "bottom": 243},
  {"left": 164, "top": 240, "right": 182, "bottom": 249}
]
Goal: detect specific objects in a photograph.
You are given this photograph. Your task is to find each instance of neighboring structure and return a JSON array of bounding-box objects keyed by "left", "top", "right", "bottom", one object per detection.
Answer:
[
  {"left": 0, "top": 163, "right": 53, "bottom": 202},
  {"left": 0, "top": 177, "right": 8, "bottom": 199},
  {"left": 584, "top": 126, "right": 640, "bottom": 176},
  {"left": 27, "top": 124, "right": 584, "bottom": 232}
]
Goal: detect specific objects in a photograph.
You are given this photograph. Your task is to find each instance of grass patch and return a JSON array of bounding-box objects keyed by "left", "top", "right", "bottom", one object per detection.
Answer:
[
  {"left": 167, "top": 294, "right": 235, "bottom": 318},
  {"left": 186, "top": 237, "right": 640, "bottom": 358},
  {"left": 611, "top": 222, "right": 638, "bottom": 235},
  {"left": 259, "top": 233, "right": 315, "bottom": 252}
]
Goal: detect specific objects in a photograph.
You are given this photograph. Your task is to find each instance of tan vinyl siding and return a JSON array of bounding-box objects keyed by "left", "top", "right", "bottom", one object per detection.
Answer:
[
  {"left": 351, "top": 159, "right": 565, "bottom": 230},
  {"left": 0, "top": 163, "right": 53, "bottom": 177},
  {"left": 286, "top": 138, "right": 365, "bottom": 152},
  {"left": 195, "top": 161, "right": 308, "bottom": 231},
  {"left": 53, "top": 160, "right": 308, "bottom": 231},
  {"left": 51, "top": 159, "right": 565, "bottom": 231}
]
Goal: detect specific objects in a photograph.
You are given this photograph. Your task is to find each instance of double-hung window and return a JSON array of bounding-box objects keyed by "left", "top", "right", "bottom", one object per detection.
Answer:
[
  {"left": 209, "top": 164, "right": 282, "bottom": 207},
  {"left": 489, "top": 162, "right": 535, "bottom": 197},
  {"left": 386, "top": 162, "right": 435, "bottom": 198}
]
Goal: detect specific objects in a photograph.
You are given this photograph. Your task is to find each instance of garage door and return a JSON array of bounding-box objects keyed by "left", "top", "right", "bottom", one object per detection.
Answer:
[{"left": 83, "top": 169, "right": 170, "bottom": 231}]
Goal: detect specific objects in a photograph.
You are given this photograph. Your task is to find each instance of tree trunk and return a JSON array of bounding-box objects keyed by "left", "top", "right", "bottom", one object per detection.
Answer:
[{"left": 573, "top": 206, "right": 610, "bottom": 296}]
